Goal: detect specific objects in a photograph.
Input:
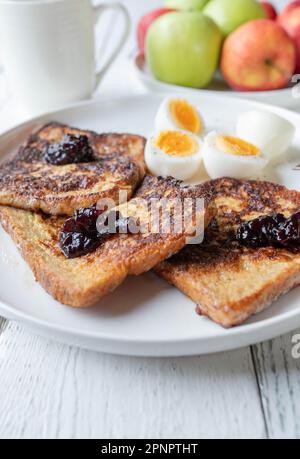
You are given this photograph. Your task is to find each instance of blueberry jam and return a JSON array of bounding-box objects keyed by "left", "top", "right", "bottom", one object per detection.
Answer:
[
  {"left": 60, "top": 205, "right": 135, "bottom": 259},
  {"left": 236, "top": 211, "right": 300, "bottom": 251},
  {"left": 45, "top": 134, "right": 94, "bottom": 165}
]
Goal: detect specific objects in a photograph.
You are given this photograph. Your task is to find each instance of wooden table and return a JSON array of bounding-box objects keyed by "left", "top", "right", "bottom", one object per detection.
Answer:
[{"left": 0, "top": 0, "right": 299, "bottom": 440}]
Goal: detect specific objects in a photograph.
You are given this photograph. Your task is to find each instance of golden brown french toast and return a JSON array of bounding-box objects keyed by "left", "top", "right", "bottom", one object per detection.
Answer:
[
  {"left": 0, "top": 176, "right": 215, "bottom": 307},
  {"left": 0, "top": 122, "right": 146, "bottom": 216},
  {"left": 155, "top": 178, "right": 300, "bottom": 328}
]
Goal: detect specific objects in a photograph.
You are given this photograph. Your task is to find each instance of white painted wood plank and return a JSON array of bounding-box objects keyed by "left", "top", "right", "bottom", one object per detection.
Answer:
[
  {"left": 0, "top": 322, "right": 266, "bottom": 439},
  {"left": 0, "top": 317, "right": 6, "bottom": 335},
  {"left": 252, "top": 330, "right": 300, "bottom": 439}
]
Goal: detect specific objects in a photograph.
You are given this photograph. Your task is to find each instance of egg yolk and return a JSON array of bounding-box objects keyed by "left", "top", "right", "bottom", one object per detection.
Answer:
[
  {"left": 155, "top": 131, "right": 199, "bottom": 157},
  {"left": 216, "top": 135, "right": 261, "bottom": 157},
  {"left": 170, "top": 99, "right": 202, "bottom": 135}
]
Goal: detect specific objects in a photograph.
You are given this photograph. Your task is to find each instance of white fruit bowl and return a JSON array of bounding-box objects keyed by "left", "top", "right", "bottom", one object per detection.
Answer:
[{"left": 133, "top": 54, "right": 300, "bottom": 109}]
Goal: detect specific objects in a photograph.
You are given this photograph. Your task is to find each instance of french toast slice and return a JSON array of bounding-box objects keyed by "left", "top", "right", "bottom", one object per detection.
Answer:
[
  {"left": 0, "top": 122, "right": 146, "bottom": 216},
  {"left": 0, "top": 176, "right": 215, "bottom": 308},
  {"left": 155, "top": 178, "right": 300, "bottom": 328}
]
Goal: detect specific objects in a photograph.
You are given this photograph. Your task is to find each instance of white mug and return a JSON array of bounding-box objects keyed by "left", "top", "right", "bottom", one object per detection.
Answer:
[{"left": 0, "top": 0, "right": 130, "bottom": 114}]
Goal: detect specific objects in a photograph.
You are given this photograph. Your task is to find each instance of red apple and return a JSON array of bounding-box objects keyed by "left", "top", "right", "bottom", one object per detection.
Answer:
[
  {"left": 278, "top": 2, "right": 300, "bottom": 72},
  {"left": 260, "top": 2, "right": 277, "bottom": 20},
  {"left": 221, "top": 19, "right": 296, "bottom": 91},
  {"left": 137, "top": 8, "right": 176, "bottom": 57},
  {"left": 281, "top": 0, "right": 300, "bottom": 15}
]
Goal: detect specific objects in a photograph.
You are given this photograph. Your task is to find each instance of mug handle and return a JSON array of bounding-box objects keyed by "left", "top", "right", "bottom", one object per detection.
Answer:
[{"left": 93, "top": 2, "right": 131, "bottom": 88}]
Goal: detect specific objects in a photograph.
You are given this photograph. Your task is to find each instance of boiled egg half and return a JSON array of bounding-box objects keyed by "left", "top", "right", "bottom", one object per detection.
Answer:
[
  {"left": 202, "top": 132, "right": 268, "bottom": 180},
  {"left": 155, "top": 97, "right": 205, "bottom": 136},
  {"left": 236, "top": 110, "right": 295, "bottom": 164},
  {"left": 145, "top": 130, "right": 202, "bottom": 181}
]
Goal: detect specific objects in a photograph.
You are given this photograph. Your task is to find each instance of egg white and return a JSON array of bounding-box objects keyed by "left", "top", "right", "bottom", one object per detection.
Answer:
[
  {"left": 202, "top": 132, "right": 268, "bottom": 180},
  {"left": 145, "top": 130, "right": 203, "bottom": 181},
  {"left": 236, "top": 110, "right": 295, "bottom": 164},
  {"left": 155, "top": 97, "right": 205, "bottom": 136}
]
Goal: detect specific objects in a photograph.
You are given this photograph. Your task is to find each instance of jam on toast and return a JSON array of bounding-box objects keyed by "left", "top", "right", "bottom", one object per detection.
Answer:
[
  {"left": 0, "top": 122, "right": 146, "bottom": 216},
  {"left": 0, "top": 176, "right": 215, "bottom": 307},
  {"left": 155, "top": 178, "right": 300, "bottom": 327}
]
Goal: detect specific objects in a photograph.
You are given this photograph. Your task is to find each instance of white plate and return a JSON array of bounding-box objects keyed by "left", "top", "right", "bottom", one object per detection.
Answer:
[
  {"left": 0, "top": 94, "right": 300, "bottom": 357},
  {"left": 133, "top": 55, "right": 300, "bottom": 109}
]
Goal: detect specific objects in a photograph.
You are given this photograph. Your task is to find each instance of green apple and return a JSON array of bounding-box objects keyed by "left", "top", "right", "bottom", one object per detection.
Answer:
[
  {"left": 165, "top": 0, "right": 210, "bottom": 10},
  {"left": 203, "top": 0, "right": 266, "bottom": 36},
  {"left": 146, "top": 12, "right": 222, "bottom": 88}
]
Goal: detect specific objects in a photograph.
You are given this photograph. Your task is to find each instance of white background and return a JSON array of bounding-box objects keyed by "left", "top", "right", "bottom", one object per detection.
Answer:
[{"left": 1, "top": 0, "right": 300, "bottom": 440}]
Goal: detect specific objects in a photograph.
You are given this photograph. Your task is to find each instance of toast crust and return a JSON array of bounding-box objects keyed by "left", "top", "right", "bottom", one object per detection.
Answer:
[
  {"left": 155, "top": 178, "right": 300, "bottom": 327},
  {"left": 0, "top": 176, "right": 215, "bottom": 307},
  {"left": 0, "top": 123, "right": 146, "bottom": 216}
]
